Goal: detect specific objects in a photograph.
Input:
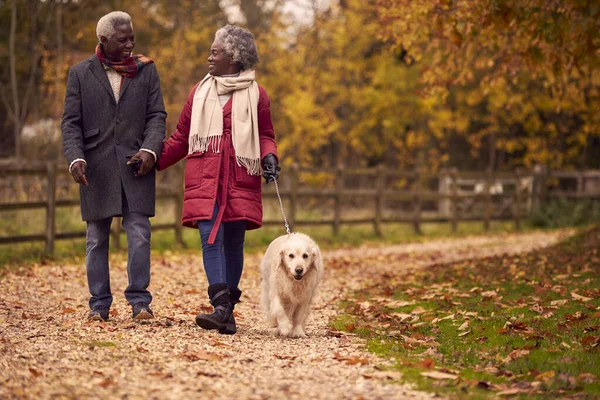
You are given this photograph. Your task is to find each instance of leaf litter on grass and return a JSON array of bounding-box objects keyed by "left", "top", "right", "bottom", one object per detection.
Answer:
[{"left": 332, "top": 227, "right": 600, "bottom": 398}]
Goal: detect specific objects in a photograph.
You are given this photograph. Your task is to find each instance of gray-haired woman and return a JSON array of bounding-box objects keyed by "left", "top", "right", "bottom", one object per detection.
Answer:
[{"left": 157, "top": 25, "right": 280, "bottom": 334}]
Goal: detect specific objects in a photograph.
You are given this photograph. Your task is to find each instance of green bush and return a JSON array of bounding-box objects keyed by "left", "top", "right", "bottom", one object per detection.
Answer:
[{"left": 529, "top": 198, "right": 600, "bottom": 228}]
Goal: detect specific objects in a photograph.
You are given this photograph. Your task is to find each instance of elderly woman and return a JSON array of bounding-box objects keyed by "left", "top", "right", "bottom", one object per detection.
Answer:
[{"left": 158, "top": 25, "right": 279, "bottom": 334}]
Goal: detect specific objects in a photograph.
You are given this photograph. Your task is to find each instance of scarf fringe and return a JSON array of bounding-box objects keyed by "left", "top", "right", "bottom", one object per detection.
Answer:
[
  {"left": 237, "top": 156, "right": 261, "bottom": 176},
  {"left": 189, "top": 135, "right": 222, "bottom": 154}
]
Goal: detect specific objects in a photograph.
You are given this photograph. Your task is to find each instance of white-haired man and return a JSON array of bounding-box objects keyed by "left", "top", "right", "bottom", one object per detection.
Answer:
[{"left": 62, "top": 11, "right": 166, "bottom": 321}]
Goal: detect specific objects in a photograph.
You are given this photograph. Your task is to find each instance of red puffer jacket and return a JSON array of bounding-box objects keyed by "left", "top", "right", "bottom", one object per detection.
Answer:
[{"left": 157, "top": 82, "right": 278, "bottom": 243}]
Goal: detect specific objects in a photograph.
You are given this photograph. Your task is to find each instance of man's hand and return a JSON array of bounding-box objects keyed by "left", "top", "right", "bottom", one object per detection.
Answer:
[
  {"left": 70, "top": 161, "right": 88, "bottom": 185},
  {"left": 127, "top": 151, "right": 154, "bottom": 177}
]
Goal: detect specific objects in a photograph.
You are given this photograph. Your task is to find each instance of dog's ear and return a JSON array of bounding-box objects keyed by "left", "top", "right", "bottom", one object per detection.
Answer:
[
  {"left": 310, "top": 246, "right": 323, "bottom": 278},
  {"left": 278, "top": 248, "right": 287, "bottom": 269}
]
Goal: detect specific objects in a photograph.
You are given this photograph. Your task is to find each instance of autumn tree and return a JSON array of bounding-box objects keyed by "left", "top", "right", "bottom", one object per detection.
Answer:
[{"left": 376, "top": 0, "right": 600, "bottom": 170}]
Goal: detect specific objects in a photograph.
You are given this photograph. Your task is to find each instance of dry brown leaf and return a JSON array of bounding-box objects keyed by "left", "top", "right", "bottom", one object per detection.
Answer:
[
  {"left": 333, "top": 353, "right": 368, "bottom": 365},
  {"left": 496, "top": 388, "right": 528, "bottom": 395},
  {"left": 401, "top": 335, "right": 427, "bottom": 346},
  {"left": 391, "top": 312, "right": 413, "bottom": 321},
  {"left": 535, "top": 371, "right": 555, "bottom": 382},
  {"left": 420, "top": 371, "right": 458, "bottom": 380},
  {"left": 503, "top": 349, "right": 530, "bottom": 363},
  {"left": 180, "top": 351, "right": 223, "bottom": 362},
  {"left": 411, "top": 306, "right": 427, "bottom": 314},
  {"left": 571, "top": 292, "right": 593, "bottom": 302},
  {"left": 381, "top": 299, "right": 416, "bottom": 308},
  {"left": 529, "top": 304, "right": 544, "bottom": 314},
  {"left": 550, "top": 299, "right": 568, "bottom": 306},
  {"left": 419, "top": 358, "right": 435, "bottom": 369},
  {"left": 481, "top": 290, "right": 498, "bottom": 298},
  {"left": 365, "top": 371, "right": 403, "bottom": 380}
]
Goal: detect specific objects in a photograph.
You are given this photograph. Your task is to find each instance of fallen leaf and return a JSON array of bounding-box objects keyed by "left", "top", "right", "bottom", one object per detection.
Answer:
[
  {"left": 401, "top": 335, "right": 427, "bottom": 346},
  {"left": 550, "top": 299, "right": 568, "bottom": 306},
  {"left": 503, "top": 349, "right": 529, "bottom": 363},
  {"left": 536, "top": 370, "right": 555, "bottom": 382},
  {"left": 196, "top": 371, "right": 222, "bottom": 377},
  {"left": 481, "top": 290, "right": 498, "bottom": 298},
  {"left": 411, "top": 306, "right": 427, "bottom": 314},
  {"left": 571, "top": 292, "right": 593, "bottom": 302},
  {"left": 420, "top": 371, "right": 458, "bottom": 380},
  {"left": 419, "top": 358, "right": 435, "bottom": 369},
  {"left": 497, "top": 388, "right": 528, "bottom": 395},
  {"left": 365, "top": 371, "right": 403, "bottom": 380},
  {"left": 180, "top": 351, "right": 223, "bottom": 362}
]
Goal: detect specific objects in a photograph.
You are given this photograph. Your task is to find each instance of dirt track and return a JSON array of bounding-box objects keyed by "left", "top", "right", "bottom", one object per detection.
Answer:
[{"left": 0, "top": 229, "right": 572, "bottom": 399}]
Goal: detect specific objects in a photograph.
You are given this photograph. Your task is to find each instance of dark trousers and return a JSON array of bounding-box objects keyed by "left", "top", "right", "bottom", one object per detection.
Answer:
[{"left": 197, "top": 203, "right": 247, "bottom": 290}]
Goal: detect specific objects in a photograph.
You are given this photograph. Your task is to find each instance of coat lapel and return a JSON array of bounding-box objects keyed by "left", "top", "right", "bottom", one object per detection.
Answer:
[
  {"left": 119, "top": 77, "right": 133, "bottom": 100},
  {"left": 88, "top": 55, "right": 117, "bottom": 102}
]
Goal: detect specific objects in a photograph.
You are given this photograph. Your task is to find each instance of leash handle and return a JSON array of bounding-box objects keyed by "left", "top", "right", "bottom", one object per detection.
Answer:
[{"left": 272, "top": 178, "right": 291, "bottom": 235}]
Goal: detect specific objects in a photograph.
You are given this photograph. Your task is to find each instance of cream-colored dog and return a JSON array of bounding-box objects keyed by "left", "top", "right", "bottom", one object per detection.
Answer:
[{"left": 260, "top": 232, "right": 323, "bottom": 338}]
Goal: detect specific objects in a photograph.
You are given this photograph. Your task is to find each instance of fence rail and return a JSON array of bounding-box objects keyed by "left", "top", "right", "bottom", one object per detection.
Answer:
[{"left": 2, "top": 162, "right": 600, "bottom": 255}]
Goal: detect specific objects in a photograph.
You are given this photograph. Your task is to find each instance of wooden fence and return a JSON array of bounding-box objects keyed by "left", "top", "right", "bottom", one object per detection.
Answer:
[{"left": 2, "top": 162, "right": 600, "bottom": 255}]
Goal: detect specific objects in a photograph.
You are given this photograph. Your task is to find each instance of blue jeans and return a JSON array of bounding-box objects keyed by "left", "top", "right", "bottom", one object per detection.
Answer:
[
  {"left": 197, "top": 203, "right": 247, "bottom": 290},
  {"left": 85, "top": 201, "right": 152, "bottom": 310}
]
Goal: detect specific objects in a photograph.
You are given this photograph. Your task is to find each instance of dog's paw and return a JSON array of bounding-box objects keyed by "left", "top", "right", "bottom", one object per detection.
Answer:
[
  {"left": 291, "top": 326, "right": 306, "bottom": 338},
  {"left": 278, "top": 325, "right": 292, "bottom": 337}
]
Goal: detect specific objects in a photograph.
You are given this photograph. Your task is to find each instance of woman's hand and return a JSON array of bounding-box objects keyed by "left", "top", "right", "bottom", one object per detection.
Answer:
[{"left": 262, "top": 153, "right": 280, "bottom": 183}]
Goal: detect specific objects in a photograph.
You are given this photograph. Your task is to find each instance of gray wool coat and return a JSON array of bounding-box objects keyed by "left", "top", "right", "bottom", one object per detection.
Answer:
[{"left": 61, "top": 55, "right": 167, "bottom": 221}]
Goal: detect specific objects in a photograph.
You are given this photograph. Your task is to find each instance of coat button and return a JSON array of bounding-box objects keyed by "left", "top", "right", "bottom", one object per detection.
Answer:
[
  {"left": 116, "top": 140, "right": 121, "bottom": 145},
  {"left": 116, "top": 119, "right": 121, "bottom": 124}
]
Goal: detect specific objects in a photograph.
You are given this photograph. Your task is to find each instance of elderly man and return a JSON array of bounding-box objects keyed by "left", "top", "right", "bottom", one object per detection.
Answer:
[{"left": 62, "top": 11, "right": 166, "bottom": 322}]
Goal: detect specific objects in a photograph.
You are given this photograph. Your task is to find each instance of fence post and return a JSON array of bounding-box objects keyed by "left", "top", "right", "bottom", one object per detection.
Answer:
[
  {"left": 374, "top": 164, "right": 385, "bottom": 237},
  {"left": 513, "top": 168, "right": 523, "bottom": 231},
  {"left": 484, "top": 168, "right": 492, "bottom": 231},
  {"left": 413, "top": 168, "right": 423, "bottom": 235},
  {"left": 333, "top": 165, "right": 344, "bottom": 236},
  {"left": 45, "top": 162, "right": 57, "bottom": 256},
  {"left": 450, "top": 168, "right": 458, "bottom": 233},
  {"left": 289, "top": 163, "right": 298, "bottom": 230},
  {"left": 531, "top": 164, "right": 548, "bottom": 212},
  {"left": 174, "top": 163, "right": 185, "bottom": 247}
]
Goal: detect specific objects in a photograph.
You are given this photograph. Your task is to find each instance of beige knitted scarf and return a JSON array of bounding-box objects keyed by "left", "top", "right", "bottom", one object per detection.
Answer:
[{"left": 189, "top": 70, "right": 261, "bottom": 175}]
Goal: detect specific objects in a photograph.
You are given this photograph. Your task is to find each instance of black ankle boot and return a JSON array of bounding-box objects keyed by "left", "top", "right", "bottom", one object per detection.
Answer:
[
  {"left": 195, "top": 283, "right": 234, "bottom": 333},
  {"left": 220, "top": 287, "right": 242, "bottom": 334}
]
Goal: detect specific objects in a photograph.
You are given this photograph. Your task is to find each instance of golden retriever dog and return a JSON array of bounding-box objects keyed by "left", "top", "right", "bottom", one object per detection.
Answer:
[{"left": 260, "top": 232, "right": 323, "bottom": 338}]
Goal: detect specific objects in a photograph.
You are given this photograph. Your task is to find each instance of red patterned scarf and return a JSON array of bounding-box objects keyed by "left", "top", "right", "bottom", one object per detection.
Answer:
[{"left": 95, "top": 43, "right": 153, "bottom": 78}]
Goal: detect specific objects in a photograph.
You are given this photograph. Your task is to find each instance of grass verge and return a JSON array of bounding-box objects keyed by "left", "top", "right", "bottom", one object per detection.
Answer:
[{"left": 330, "top": 226, "right": 600, "bottom": 399}]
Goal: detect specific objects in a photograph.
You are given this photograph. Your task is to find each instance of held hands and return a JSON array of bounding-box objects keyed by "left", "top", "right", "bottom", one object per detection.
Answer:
[
  {"left": 70, "top": 161, "right": 88, "bottom": 186},
  {"left": 262, "top": 153, "right": 280, "bottom": 184},
  {"left": 127, "top": 151, "right": 154, "bottom": 177}
]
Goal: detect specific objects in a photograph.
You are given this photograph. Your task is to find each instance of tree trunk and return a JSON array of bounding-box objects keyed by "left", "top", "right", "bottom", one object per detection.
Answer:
[{"left": 9, "top": 0, "right": 21, "bottom": 159}]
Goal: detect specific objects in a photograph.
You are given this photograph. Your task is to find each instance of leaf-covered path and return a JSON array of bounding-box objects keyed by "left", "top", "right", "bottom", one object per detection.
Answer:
[{"left": 0, "top": 229, "right": 572, "bottom": 399}]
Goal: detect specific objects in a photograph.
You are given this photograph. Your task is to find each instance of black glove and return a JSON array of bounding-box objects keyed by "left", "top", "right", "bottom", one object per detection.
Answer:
[{"left": 262, "top": 153, "right": 280, "bottom": 183}]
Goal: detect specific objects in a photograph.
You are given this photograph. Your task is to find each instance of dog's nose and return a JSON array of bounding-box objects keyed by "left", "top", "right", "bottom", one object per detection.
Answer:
[{"left": 295, "top": 267, "right": 303, "bottom": 274}]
